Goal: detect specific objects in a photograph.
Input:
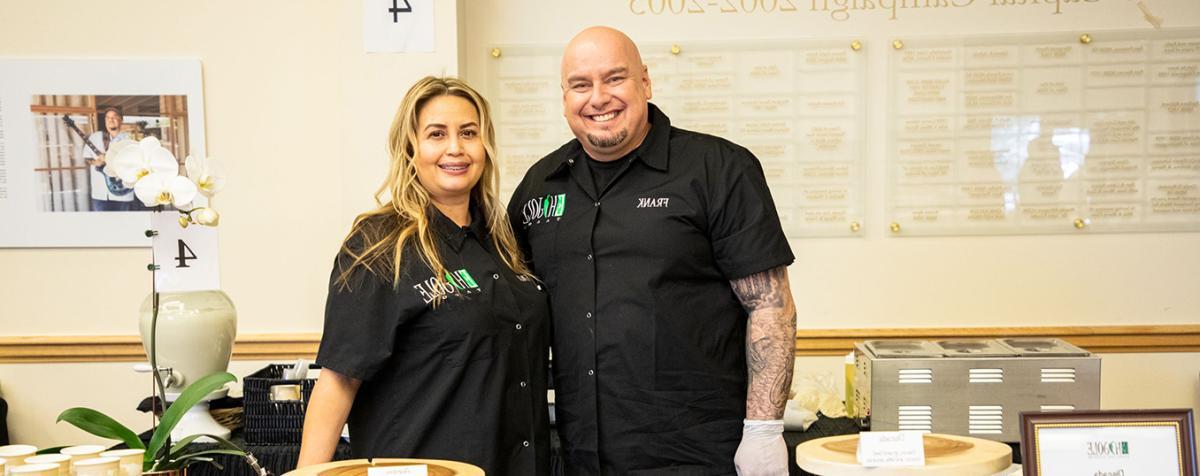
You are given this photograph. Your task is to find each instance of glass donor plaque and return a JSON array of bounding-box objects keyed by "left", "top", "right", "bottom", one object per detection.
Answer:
[
  {"left": 887, "top": 30, "right": 1200, "bottom": 236},
  {"left": 486, "top": 40, "right": 868, "bottom": 237}
]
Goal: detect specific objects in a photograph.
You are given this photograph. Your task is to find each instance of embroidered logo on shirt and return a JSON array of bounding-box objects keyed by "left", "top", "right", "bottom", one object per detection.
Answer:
[
  {"left": 636, "top": 197, "right": 670, "bottom": 208},
  {"left": 522, "top": 193, "right": 566, "bottom": 226},
  {"left": 413, "top": 268, "right": 481, "bottom": 304}
]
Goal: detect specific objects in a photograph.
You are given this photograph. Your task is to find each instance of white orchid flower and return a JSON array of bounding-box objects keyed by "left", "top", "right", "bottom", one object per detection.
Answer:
[
  {"left": 192, "top": 207, "right": 221, "bottom": 227},
  {"left": 105, "top": 136, "right": 179, "bottom": 187},
  {"left": 185, "top": 155, "right": 226, "bottom": 198},
  {"left": 134, "top": 172, "right": 198, "bottom": 208}
]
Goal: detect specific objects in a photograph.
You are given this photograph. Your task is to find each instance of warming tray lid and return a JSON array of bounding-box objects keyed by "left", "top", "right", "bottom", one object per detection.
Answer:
[
  {"left": 996, "top": 337, "right": 1090, "bottom": 356},
  {"left": 864, "top": 340, "right": 944, "bottom": 358},
  {"left": 934, "top": 339, "right": 1018, "bottom": 357}
]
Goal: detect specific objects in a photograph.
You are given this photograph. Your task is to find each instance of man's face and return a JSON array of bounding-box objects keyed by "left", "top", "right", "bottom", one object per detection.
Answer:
[
  {"left": 104, "top": 110, "right": 122, "bottom": 133},
  {"left": 561, "top": 39, "right": 652, "bottom": 160}
]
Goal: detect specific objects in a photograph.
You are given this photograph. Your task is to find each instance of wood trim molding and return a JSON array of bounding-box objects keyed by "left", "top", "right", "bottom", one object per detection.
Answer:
[
  {"left": 0, "top": 333, "right": 320, "bottom": 364},
  {"left": 792, "top": 325, "right": 1200, "bottom": 356},
  {"left": 0, "top": 325, "right": 1197, "bottom": 363}
]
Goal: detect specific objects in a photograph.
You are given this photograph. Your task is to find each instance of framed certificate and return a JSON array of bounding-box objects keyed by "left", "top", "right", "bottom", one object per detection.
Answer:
[{"left": 1021, "top": 409, "right": 1197, "bottom": 476}]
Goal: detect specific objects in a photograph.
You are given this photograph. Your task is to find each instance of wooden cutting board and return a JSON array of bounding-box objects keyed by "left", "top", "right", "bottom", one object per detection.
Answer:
[
  {"left": 796, "top": 433, "right": 1012, "bottom": 476},
  {"left": 283, "top": 459, "right": 484, "bottom": 476}
]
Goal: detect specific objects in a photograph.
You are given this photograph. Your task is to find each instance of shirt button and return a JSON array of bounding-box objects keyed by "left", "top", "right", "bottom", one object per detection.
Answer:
[
  {"left": 568, "top": 159, "right": 575, "bottom": 164},
  {"left": 492, "top": 273, "right": 500, "bottom": 280},
  {"left": 586, "top": 253, "right": 593, "bottom": 261},
  {"left": 587, "top": 369, "right": 595, "bottom": 376},
  {"left": 585, "top": 312, "right": 592, "bottom": 319},
  {"left": 515, "top": 323, "right": 523, "bottom": 330},
  {"left": 593, "top": 201, "right": 600, "bottom": 207},
  {"left": 523, "top": 440, "right": 530, "bottom": 447},
  {"left": 519, "top": 381, "right": 527, "bottom": 388},
  {"left": 536, "top": 284, "right": 543, "bottom": 291}
]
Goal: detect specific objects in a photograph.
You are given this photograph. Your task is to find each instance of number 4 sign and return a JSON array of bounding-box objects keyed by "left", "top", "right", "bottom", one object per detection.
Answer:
[{"left": 150, "top": 212, "right": 221, "bottom": 293}]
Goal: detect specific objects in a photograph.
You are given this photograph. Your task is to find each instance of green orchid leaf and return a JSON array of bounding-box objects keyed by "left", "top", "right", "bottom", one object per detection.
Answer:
[
  {"left": 168, "top": 433, "right": 243, "bottom": 459},
  {"left": 36, "top": 446, "right": 68, "bottom": 455},
  {"left": 145, "top": 372, "right": 236, "bottom": 466},
  {"left": 56, "top": 407, "right": 144, "bottom": 450}
]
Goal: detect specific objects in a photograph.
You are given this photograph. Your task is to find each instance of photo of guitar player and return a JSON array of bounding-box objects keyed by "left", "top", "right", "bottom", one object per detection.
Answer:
[{"left": 31, "top": 94, "right": 190, "bottom": 213}]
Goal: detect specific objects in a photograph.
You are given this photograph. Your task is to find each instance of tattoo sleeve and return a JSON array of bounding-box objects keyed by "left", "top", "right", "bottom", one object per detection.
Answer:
[{"left": 730, "top": 266, "right": 797, "bottom": 420}]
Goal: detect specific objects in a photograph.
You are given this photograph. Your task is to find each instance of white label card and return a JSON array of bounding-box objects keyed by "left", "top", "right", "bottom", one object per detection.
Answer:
[
  {"left": 363, "top": 0, "right": 434, "bottom": 53},
  {"left": 367, "top": 465, "right": 428, "bottom": 476},
  {"left": 857, "top": 431, "right": 926, "bottom": 467},
  {"left": 151, "top": 212, "right": 220, "bottom": 293}
]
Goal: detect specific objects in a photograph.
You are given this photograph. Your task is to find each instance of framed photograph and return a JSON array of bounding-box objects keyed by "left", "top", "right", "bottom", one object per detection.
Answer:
[
  {"left": 0, "top": 59, "right": 205, "bottom": 247},
  {"left": 1021, "top": 408, "right": 1197, "bottom": 476}
]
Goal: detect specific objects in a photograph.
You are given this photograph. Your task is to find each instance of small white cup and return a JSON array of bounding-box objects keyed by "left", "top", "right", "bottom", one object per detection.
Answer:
[
  {"left": 8, "top": 463, "right": 60, "bottom": 476},
  {"left": 20, "top": 455, "right": 67, "bottom": 476},
  {"left": 98, "top": 449, "right": 143, "bottom": 476},
  {"left": 0, "top": 457, "right": 7, "bottom": 476},
  {"left": 59, "top": 446, "right": 104, "bottom": 473},
  {"left": 72, "top": 457, "right": 119, "bottom": 476},
  {"left": 0, "top": 446, "right": 37, "bottom": 474}
]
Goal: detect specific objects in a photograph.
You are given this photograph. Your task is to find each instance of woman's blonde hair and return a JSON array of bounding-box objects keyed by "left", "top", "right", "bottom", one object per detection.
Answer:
[{"left": 336, "top": 76, "right": 532, "bottom": 294}]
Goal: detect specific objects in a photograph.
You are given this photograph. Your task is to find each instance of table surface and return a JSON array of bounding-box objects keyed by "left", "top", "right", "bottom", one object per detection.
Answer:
[{"left": 184, "top": 417, "right": 1021, "bottom": 476}]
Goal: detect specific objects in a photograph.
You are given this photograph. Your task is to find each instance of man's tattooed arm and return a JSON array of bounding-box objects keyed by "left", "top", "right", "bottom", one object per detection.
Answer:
[{"left": 730, "top": 266, "right": 797, "bottom": 420}]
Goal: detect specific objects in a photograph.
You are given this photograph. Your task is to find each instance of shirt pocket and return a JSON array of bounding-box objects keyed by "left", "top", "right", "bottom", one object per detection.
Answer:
[
  {"left": 438, "top": 328, "right": 500, "bottom": 368},
  {"left": 525, "top": 222, "right": 561, "bottom": 287}
]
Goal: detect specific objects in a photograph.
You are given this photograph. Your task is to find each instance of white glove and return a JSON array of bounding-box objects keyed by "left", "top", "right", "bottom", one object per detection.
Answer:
[{"left": 733, "top": 419, "right": 788, "bottom": 476}]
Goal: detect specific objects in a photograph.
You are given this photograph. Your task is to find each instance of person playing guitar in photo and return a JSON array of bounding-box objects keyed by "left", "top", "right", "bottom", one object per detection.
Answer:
[{"left": 73, "top": 107, "right": 135, "bottom": 211}]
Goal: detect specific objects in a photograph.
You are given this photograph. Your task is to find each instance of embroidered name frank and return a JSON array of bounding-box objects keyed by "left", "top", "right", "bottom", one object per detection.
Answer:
[{"left": 637, "top": 197, "right": 669, "bottom": 208}]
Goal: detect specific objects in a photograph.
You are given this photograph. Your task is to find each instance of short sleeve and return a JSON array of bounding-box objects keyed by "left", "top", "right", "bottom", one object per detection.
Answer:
[
  {"left": 315, "top": 242, "right": 403, "bottom": 382},
  {"left": 706, "top": 144, "right": 795, "bottom": 280}
]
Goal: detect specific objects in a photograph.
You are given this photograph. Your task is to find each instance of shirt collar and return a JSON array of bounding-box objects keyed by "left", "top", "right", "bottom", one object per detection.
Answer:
[
  {"left": 431, "top": 204, "right": 488, "bottom": 252},
  {"left": 546, "top": 102, "right": 671, "bottom": 179}
]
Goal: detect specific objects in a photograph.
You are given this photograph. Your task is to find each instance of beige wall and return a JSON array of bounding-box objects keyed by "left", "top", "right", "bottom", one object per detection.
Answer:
[
  {"left": 1, "top": 0, "right": 1198, "bottom": 450},
  {"left": 0, "top": 0, "right": 461, "bottom": 448}
]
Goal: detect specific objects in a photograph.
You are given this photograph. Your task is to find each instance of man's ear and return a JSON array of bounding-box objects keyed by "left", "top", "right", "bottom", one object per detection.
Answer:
[{"left": 642, "top": 64, "right": 653, "bottom": 100}]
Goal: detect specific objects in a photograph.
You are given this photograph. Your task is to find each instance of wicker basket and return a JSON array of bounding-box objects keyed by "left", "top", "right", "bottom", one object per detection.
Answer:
[{"left": 242, "top": 364, "right": 319, "bottom": 445}]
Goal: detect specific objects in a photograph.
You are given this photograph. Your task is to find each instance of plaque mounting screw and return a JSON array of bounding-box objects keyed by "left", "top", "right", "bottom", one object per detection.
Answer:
[
  {"left": 1073, "top": 218, "right": 1087, "bottom": 229},
  {"left": 1079, "top": 34, "right": 1092, "bottom": 45},
  {"left": 889, "top": 222, "right": 901, "bottom": 233},
  {"left": 670, "top": 44, "right": 682, "bottom": 55},
  {"left": 850, "top": 222, "right": 861, "bottom": 232},
  {"left": 892, "top": 39, "right": 904, "bottom": 50},
  {"left": 490, "top": 47, "right": 502, "bottom": 58},
  {"left": 850, "top": 40, "right": 862, "bottom": 52}
]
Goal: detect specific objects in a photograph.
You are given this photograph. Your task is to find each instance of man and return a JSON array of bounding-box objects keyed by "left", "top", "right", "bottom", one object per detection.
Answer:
[
  {"left": 508, "top": 26, "right": 797, "bottom": 475},
  {"left": 82, "top": 107, "right": 135, "bottom": 211}
]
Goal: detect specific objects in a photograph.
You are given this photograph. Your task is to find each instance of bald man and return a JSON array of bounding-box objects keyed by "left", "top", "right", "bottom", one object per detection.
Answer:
[{"left": 508, "top": 27, "right": 796, "bottom": 475}]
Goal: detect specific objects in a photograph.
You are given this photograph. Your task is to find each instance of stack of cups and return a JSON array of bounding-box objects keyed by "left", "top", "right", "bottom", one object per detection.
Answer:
[
  {"left": 59, "top": 446, "right": 105, "bottom": 475},
  {"left": 7, "top": 464, "right": 59, "bottom": 476},
  {"left": 98, "top": 449, "right": 143, "bottom": 476},
  {"left": 72, "top": 457, "right": 119, "bottom": 476},
  {"left": 0, "top": 445, "right": 37, "bottom": 475},
  {"left": 20, "top": 454, "right": 68, "bottom": 476}
]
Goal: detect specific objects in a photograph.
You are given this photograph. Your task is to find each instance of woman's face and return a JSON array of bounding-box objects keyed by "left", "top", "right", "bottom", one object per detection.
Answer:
[{"left": 414, "top": 95, "right": 487, "bottom": 207}]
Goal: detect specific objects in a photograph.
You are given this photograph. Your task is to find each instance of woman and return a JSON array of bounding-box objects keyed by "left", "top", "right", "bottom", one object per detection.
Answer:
[{"left": 297, "top": 77, "right": 550, "bottom": 475}]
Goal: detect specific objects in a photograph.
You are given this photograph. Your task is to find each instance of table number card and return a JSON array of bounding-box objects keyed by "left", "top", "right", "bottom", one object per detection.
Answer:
[
  {"left": 857, "top": 431, "right": 927, "bottom": 467},
  {"left": 150, "top": 211, "right": 220, "bottom": 293}
]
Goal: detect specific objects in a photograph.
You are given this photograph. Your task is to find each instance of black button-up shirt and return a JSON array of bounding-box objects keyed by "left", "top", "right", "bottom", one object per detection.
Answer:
[
  {"left": 317, "top": 207, "right": 551, "bottom": 476},
  {"left": 509, "top": 104, "right": 794, "bottom": 475}
]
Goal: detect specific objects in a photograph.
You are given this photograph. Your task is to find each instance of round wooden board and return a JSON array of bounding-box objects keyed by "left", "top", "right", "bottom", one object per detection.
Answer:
[
  {"left": 796, "top": 433, "right": 1012, "bottom": 476},
  {"left": 822, "top": 434, "right": 975, "bottom": 457},
  {"left": 283, "top": 459, "right": 484, "bottom": 476}
]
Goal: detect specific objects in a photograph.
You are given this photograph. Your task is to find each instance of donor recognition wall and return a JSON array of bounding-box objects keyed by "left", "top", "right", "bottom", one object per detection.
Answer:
[
  {"left": 888, "top": 30, "right": 1200, "bottom": 235},
  {"left": 486, "top": 41, "right": 868, "bottom": 237},
  {"left": 482, "top": 29, "right": 1200, "bottom": 238}
]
